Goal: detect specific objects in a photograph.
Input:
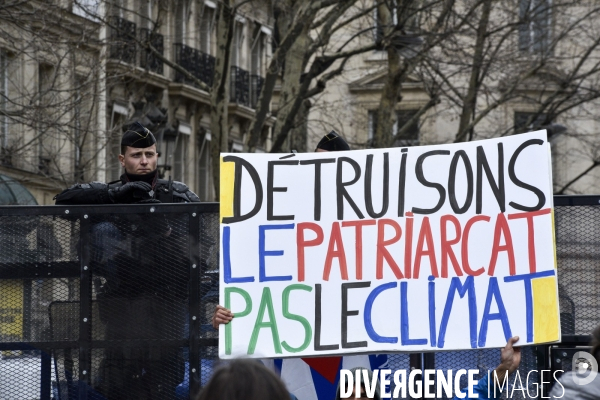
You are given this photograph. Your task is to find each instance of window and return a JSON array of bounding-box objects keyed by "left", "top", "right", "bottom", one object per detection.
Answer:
[
  {"left": 73, "top": 75, "right": 94, "bottom": 182},
  {"left": 395, "top": 110, "right": 420, "bottom": 146},
  {"left": 232, "top": 21, "right": 245, "bottom": 67},
  {"left": 251, "top": 33, "right": 262, "bottom": 76},
  {"left": 198, "top": 129, "right": 212, "bottom": 201},
  {"left": 139, "top": 0, "right": 154, "bottom": 29},
  {"left": 230, "top": 141, "right": 243, "bottom": 152},
  {"left": 112, "top": 0, "right": 124, "bottom": 18},
  {"left": 108, "top": 103, "right": 128, "bottom": 182},
  {"left": 373, "top": 7, "right": 385, "bottom": 45},
  {"left": 368, "top": 110, "right": 420, "bottom": 146},
  {"left": 38, "top": 64, "right": 55, "bottom": 175},
  {"left": 199, "top": 2, "right": 216, "bottom": 54},
  {"left": 73, "top": 0, "right": 100, "bottom": 21},
  {"left": 173, "top": 123, "right": 190, "bottom": 182},
  {"left": 175, "top": 0, "right": 189, "bottom": 45},
  {"left": 514, "top": 111, "right": 548, "bottom": 133},
  {"left": 519, "top": 0, "right": 551, "bottom": 54},
  {"left": 0, "top": 50, "right": 8, "bottom": 149}
]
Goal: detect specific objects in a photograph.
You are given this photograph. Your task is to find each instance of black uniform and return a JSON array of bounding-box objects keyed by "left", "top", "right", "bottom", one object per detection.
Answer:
[
  {"left": 55, "top": 172, "right": 200, "bottom": 205},
  {"left": 56, "top": 171, "right": 199, "bottom": 400}
]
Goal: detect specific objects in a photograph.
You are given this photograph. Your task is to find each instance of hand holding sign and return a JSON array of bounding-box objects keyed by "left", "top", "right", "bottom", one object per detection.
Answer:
[
  {"left": 213, "top": 305, "right": 234, "bottom": 330},
  {"left": 493, "top": 336, "right": 522, "bottom": 384}
]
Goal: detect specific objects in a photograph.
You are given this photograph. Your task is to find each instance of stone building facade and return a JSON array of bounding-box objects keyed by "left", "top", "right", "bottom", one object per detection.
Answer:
[{"left": 0, "top": 0, "right": 273, "bottom": 204}]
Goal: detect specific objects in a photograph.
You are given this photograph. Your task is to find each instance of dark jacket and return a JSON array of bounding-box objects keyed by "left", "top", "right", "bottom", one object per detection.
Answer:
[{"left": 54, "top": 173, "right": 200, "bottom": 205}]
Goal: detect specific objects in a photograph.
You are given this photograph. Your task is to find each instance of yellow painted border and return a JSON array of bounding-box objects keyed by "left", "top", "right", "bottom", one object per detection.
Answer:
[
  {"left": 220, "top": 157, "right": 235, "bottom": 222},
  {"left": 533, "top": 276, "right": 560, "bottom": 342}
]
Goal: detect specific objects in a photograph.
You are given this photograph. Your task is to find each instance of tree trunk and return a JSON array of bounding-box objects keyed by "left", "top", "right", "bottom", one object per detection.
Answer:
[
  {"left": 210, "top": 1, "right": 235, "bottom": 199},
  {"left": 374, "top": 3, "right": 402, "bottom": 149},
  {"left": 289, "top": 99, "right": 311, "bottom": 152},
  {"left": 271, "top": 19, "right": 312, "bottom": 153},
  {"left": 455, "top": 0, "right": 492, "bottom": 143}
]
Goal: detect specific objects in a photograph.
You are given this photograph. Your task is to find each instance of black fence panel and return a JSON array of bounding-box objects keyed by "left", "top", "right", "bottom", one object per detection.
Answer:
[
  {"left": 0, "top": 203, "right": 218, "bottom": 400},
  {"left": 0, "top": 196, "right": 599, "bottom": 399}
]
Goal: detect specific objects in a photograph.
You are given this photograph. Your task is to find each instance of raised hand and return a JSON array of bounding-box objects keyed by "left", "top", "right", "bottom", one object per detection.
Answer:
[{"left": 494, "top": 336, "right": 521, "bottom": 384}]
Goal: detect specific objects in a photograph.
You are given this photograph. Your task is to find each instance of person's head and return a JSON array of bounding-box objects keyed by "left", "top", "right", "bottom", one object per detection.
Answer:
[
  {"left": 316, "top": 130, "right": 350, "bottom": 152},
  {"left": 119, "top": 122, "right": 158, "bottom": 175},
  {"left": 197, "top": 359, "right": 291, "bottom": 400},
  {"left": 335, "top": 367, "right": 381, "bottom": 400}
]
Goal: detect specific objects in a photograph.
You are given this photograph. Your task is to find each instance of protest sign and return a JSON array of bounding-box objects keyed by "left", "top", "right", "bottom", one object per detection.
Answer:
[{"left": 218, "top": 131, "right": 559, "bottom": 359}]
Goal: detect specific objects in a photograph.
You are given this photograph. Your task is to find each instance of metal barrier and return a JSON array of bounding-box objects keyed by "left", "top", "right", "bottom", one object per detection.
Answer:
[
  {"left": 0, "top": 196, "right": 598, "bottom": 399},
  {"left": 0, "top": 203, "right": 219, "bottom": 400}
]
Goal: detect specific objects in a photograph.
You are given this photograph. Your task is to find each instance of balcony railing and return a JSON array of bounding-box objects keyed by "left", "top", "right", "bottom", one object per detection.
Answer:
[
  {"left": 108, "top": 16, "right": 137, "bottom": 65},
  {"left": 250, "top": 75, "right": 264, "bottom": 109},
  {"left": 173, "top": 43, "right": 215, "bottom": 88},
  {"left": 230, "top": 66, "right": 249, "bottom": 107},
  {"left": 139, "top": 28, "right": 164, "bottom": 75}
]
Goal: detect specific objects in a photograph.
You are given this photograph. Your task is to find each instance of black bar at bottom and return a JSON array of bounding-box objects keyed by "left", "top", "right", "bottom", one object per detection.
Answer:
[{"left": 40, "top": 350, "right": 51, "bottom": 400}]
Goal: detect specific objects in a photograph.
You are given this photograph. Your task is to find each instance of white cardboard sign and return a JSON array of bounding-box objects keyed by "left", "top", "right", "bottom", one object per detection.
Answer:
[{"left": 218, "top": 131, "right": 560, "bottom": 359}]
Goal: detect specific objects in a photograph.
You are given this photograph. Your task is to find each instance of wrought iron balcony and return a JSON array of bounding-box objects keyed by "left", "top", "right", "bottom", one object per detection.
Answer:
[
  {"left": 173, "top": 43, "right": 215, "bottom": 88},
  {"left": 250, "top": 75, "right": 264, "bottom": 109},
  {"left": 108, "top": 16, "right": 137, "bottom": 65},
  {"left": 230, "top": 66, "right": 249, "bottom": 107},
  {"left": 139, "top": 28, "right": 164, "bottom": 75}
]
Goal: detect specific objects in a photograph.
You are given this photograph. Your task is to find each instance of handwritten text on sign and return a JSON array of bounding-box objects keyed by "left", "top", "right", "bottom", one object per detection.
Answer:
[{"left": 218, "top": 131, "right": 559, "bottom": 359}]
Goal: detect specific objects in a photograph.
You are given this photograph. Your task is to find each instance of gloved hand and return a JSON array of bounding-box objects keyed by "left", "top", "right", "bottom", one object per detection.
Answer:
[
  {"left": 136, "top": 199, "right": 161, "bottom": 204},
  {"left": 108, "top": 181, "right": 153, "bottom": 203}
]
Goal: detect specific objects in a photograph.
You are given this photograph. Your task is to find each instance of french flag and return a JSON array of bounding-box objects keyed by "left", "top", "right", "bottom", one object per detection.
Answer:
[{"left": 263, "top": 355, "right": 389, "bottom": 400}]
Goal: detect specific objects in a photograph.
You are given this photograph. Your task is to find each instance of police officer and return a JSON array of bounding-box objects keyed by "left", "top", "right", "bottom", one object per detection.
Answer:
[
  {"left": 56, "top": 122, "right": 199, "bottom": 400},
  {"left": 314, "top": 130, "right": 351, "bottom": 152},
  {"left": 55, "top": 122, "right": 200, "bottom": 205}
]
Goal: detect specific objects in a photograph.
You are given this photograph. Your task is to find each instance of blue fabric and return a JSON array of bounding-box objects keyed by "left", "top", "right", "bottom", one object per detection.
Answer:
[{"left": 452, "top": 373, "right": 502, "bottom": 400}]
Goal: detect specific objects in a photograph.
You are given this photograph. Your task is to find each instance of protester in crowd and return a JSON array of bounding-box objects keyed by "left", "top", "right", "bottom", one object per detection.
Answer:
[
  {"left": 549, "top": 325, "right": 600, "bottom": 399},
  {"left": 196, "top": 359, "right": 294, "bottom": 400}
]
